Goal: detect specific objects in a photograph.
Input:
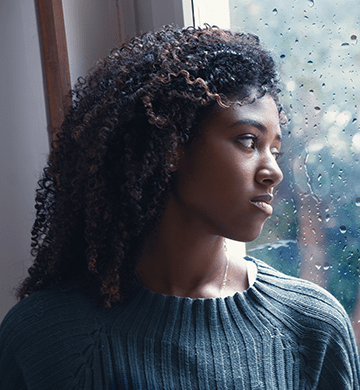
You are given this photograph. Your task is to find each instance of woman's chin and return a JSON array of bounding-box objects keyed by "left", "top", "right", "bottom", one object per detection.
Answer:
[{"left": 226, "top": 225, "right": 265, "bottom": 243}]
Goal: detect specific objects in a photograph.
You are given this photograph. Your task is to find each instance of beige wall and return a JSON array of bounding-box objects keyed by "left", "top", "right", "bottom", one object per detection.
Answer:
[
  {"left": 0, "top": 1, "right": 49, "bottom": 320},
  {"left": 62, "top": 0, "right": 193, "bottom": 86}
]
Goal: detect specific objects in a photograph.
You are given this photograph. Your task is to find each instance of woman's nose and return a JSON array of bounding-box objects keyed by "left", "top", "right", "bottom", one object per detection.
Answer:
[{"left": 256, "top": 153, "right": 283, "bottom": 188}]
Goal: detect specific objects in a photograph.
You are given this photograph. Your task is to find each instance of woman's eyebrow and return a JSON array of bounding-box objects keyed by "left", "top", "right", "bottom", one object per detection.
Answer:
[{"left": 231, "top": 118, "right": 282, "bottom": 141}]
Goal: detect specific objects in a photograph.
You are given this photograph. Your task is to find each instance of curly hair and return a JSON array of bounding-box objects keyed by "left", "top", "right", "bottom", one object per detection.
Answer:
[{"left": 17, "top": 25, "right": 281, "bottom": 307}]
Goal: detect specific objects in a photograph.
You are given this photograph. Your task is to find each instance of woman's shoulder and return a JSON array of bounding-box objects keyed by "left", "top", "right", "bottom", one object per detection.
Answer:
[
  {"left": 1, "top": 282, "right": 91, "bottom": 327},
  {"left": 247, "top": 256, "right": 360, "bottom": 387},
  {"left": 0, "top": 282, "right": 116, "bottom": 389},
  {"left": 0, "top": 282, "right": 105, "bottom": 355},
  {"left": 248, "top": 256, "right": 352, "bottom": 329}
]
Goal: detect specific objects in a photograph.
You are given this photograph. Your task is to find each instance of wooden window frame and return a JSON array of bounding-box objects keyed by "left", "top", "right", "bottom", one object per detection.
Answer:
[{"left": 36, "top": 0, "right": 71, "bottom": 144}]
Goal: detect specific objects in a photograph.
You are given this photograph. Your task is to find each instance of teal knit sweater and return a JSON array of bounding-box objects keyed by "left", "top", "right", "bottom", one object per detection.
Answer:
[{"left": 0, "top": 257, "right": 359, "bottom": 389}]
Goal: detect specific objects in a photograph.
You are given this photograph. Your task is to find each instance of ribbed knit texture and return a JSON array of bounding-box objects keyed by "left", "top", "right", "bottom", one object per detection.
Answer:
[{"left": 1, "top": 257, "right": 359, "bottom": 389}]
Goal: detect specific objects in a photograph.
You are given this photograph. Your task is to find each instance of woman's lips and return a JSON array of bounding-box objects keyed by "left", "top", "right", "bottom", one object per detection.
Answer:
[
  {"left": 250, "top": 194, "right": 274, "bottom": 215},
  {"left": 250, "top": 200, "right": 273, "bottom": 215}
]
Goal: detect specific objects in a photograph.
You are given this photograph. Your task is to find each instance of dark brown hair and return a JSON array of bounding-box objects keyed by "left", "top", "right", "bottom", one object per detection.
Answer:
[{"left": 17, "top": 25, "right": 281, "bottom": 307}]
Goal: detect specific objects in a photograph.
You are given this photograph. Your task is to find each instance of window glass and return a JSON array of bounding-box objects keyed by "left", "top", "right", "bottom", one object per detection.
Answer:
[{"left": 229, "top": 0, "right": 360, "bottom": 344}]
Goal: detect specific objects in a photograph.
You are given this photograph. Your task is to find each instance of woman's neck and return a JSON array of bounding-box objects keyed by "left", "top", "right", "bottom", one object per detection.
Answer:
[{"left": 136, "top": 196, "right": 248, "bottom": 298}]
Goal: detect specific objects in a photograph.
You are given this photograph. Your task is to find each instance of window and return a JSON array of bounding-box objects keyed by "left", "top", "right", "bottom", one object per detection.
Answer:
[{"left": 226, "top": 0, "right": 360, "bottom": 346}]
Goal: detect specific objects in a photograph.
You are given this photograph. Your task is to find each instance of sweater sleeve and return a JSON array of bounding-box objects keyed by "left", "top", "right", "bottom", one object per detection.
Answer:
[
  {"left": 0, "top": 306, "right": 28, "bottom": 390},
  {"left": 290, "top": 287, "right": 360, "bottom": 390},
  {"left": 0, "top": 287, "right": 115, "bottom": 390},
  {"left": 253, "top": 259, "right": 360, "bottom": 389},
  {"left": 316, "top": 314, "right": 360, "bottom": 390}
]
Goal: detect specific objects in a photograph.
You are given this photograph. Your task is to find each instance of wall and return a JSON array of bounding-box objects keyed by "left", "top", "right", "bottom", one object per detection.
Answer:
[
  {"left": 62, "top": 0, "right": 193, "bottom": 86},
  {"left": 0, "top": 0, "right": 49, "bottom": 320}
]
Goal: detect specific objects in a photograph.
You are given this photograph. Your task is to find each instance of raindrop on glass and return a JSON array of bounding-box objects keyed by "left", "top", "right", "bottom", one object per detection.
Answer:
[
  {"left": 272, "top": 8, "right": 278, "bottom": 15},
  {"left": 314, "top": 106, "right": 321, "bottom": 111},
  {"left": 325, "top": 214, "right": 330, "bottom": 222},
  {"left": 314, "top": 263, "right": 322, "bottom": 270},
  {"left": 339, "top": 225, "right": 347, "bottom": 233},
  {"left": 318, "top": 174, "right": 322, "bottom": 181},
  {"left": 307, "top": 0, "right": 315, "bottom": 7},
  {"left": 356, "top": 197, "right": 360, "bottom": 207},
  {"left": 323, "top": 262, "right": 330, "bottom": 271}
]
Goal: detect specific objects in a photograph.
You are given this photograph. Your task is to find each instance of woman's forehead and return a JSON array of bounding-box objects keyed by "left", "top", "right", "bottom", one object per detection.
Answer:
[{"left": 204, "top": 94, "right": 281, "bottom": 133}]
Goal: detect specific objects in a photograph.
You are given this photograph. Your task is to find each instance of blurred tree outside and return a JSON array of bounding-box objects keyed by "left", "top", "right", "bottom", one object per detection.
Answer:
[{"left": 229, "top": 0, "right": 360, "bottom": 348}]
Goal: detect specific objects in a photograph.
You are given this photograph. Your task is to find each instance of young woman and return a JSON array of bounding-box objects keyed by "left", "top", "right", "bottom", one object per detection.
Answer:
[{"left": 0, "top": 25, "right": 359, "bottom": 389}]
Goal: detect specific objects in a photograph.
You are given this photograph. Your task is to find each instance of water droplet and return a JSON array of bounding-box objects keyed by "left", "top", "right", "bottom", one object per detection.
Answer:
[
  {"left": 325, "top": 214, "right": 330, "bottom": 222},
  {"left": 317, "top": 215, "right": 322, "bottom": 222},
  {"left": 314, "top": 106, "right": 321, "bottom": 111},
  {"left": 351, "top": 35, "right": 357, "bottom": 40},
  {"left": 280, "top": 54, "right": 285, "bottom": 59},
  {"left": 307, "top": 60, "right": 313, "bottom": 64},
  {"left": 307, "top": 0, "right": 314, "bottom": 7},
  {"left": 341, "top": 42, "right": 350, "bottom": 46},
  {"left": 339, "top": 225, "right": 347, "bottom": 233},
  {"left": 312, "top": 228, "right": 316, "bottom": 235},
  {"left": 317, "top": 174, "right": 322, "bottom": 181},
  {"left": 323, "top": 262, "right": 330, "bottom": 271},
  {"left": 355, "top": 197, "right": 360, "bottom": 206},
  {"left": 272, "top": 8, "right": 278, "bottom": 15},
  {"left": 314, "top": 263, "right": 322, "bottom": 270}
]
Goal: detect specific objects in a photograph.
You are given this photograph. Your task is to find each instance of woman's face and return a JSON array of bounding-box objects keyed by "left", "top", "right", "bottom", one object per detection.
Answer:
[{"left": 172, "top": 94, "right": 283, "bottom": 242}]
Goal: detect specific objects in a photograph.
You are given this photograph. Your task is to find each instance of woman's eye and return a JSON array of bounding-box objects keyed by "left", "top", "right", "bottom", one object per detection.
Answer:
[
  {"left": 272, "top": 150, "right": 283, "bottom": 161},
  {"left": 237, "top": 135, "right": 258, "bottom": 149}
]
